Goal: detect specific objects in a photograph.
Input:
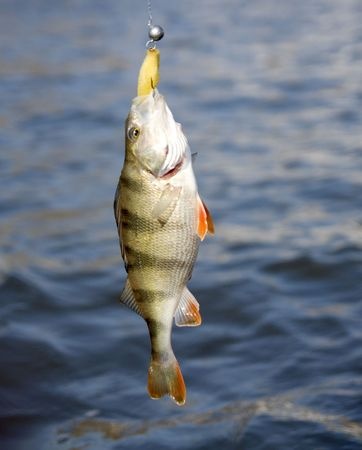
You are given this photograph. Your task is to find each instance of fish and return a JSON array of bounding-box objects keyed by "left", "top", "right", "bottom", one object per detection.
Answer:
[{"left": 114, "top": 88, "right": 214, "bottom": 405}]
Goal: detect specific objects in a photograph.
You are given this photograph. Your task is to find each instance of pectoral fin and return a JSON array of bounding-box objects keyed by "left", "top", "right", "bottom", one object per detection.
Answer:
[
  {"left": 152, "top": 184, "right": 182, "bottom": 226},
  {"left": 202, "top": 199, "right": 215, "bottom": 235},
  {"left": 197, "top": 194, "right": 215, "bottom": 240},
  {"left": 174, "top": 287, "right": 201, "bottom": 327},
  {"left": 120, "top": 278, "right": 143, "bottom": 317}
]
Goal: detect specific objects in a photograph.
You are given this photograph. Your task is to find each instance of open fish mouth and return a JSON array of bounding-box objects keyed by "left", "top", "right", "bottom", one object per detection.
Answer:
[{"left": 160, "top": 158, "right": 184, "bottom": 179}]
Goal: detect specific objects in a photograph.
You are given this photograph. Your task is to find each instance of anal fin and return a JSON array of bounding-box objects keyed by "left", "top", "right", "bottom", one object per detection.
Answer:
[
  {"left": 120, "top": 278, "right": 143, "bottom": 317},
  {"left": 174, "top": 287, "right": 202, "bottom": 327}
]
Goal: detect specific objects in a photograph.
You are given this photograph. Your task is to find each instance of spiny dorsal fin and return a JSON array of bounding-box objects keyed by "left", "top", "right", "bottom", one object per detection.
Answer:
[
  {"left": 120, "top": 278, "right": 143, "bottom": 317},
  {"left": 174, "top": 287, "right": 201, "bottom": 327},
  {"left": 114, "top": 183, "right": 128, "bottom": 271}
]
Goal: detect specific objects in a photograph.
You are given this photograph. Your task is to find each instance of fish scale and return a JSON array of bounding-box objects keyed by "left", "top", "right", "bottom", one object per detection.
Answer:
[
  {"left": 120, "top": 168, "right": 198, "bottom": 296},
  {"left": 114, "top": 89, "right": 213, "bottom": 405}
]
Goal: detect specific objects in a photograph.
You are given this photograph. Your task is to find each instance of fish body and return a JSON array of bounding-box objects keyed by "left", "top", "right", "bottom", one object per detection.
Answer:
[{"left": 114, "top": 89, "right": 213, "bottom": 405}]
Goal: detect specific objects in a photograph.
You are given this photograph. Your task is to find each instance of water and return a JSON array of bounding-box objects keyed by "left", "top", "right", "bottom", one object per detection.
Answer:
[{"left": 1, "top": 0, "right": 362, "bottom": 448}]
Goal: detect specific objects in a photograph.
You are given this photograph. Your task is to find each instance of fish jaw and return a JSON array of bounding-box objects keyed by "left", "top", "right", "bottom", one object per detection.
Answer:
[{"left": 126, "top": 89, "right": 189, "bottom": 179}]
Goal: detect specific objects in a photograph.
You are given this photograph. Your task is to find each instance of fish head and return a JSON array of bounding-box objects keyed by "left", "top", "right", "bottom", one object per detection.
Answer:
[{"left": 125, "top": 89, "right": 188, "bottom": 178}]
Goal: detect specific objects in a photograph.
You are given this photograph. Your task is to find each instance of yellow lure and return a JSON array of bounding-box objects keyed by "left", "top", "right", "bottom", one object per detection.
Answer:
[{"left": 137, "top": 48, "right": 160, "bottom": 96}]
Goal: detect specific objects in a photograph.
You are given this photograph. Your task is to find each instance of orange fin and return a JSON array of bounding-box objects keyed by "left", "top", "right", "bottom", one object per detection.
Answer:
[
  {"left": 148, "top": 355, "right": 186, "bottom": 406},
  {"left": 203, "top": 199, "right": 215, "bottom": 235},
  {"left": 197, "top": 195, "right": 215, "bottom": 240},
  {"left": 175, "top": 288, "right": 201, "bottom": 327}
]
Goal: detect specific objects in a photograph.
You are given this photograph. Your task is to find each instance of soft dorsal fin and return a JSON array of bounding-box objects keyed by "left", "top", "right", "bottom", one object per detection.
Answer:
[
  {"left": 197, "top": 194, "right": 215, "bottom": 240},
  {"left": 120, "top": 278, "right": 143, "bottom": 317},
  {"left": 174, "top": 287, "right": 201, "bottom": 327}
]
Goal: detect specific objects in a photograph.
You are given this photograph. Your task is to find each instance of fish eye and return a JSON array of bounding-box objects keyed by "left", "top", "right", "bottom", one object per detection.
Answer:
[{"left": 128, "top": 126, "right": 140, "bottom": 141}]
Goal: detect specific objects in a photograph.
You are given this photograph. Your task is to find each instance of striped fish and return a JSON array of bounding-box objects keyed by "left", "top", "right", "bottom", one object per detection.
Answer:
[{"left": 114, "top": 89, "right": 213, "bottom": 405}]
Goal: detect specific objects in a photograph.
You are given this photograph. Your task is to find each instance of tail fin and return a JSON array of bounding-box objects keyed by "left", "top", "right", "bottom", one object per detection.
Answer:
[{"left": 148, "top": 355, "right": 186, "bottom": 406}]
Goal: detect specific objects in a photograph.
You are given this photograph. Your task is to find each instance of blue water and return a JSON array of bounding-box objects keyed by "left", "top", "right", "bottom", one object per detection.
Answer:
[{"left": 1, "top": 0, "right": 362, "bottom": 449}]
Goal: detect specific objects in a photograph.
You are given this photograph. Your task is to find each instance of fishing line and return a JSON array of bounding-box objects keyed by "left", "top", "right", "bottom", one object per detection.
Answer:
[
  {"left": 147, "top": 0, "right": 153, "bottom": 28},
  {"left": 145, "top": 0, "right": 164, "bottom": 49}
]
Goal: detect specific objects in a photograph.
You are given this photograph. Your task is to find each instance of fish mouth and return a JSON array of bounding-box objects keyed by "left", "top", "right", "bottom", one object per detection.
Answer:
[{"left": 160, "top": 158, "right": 184, "bottom": 179}]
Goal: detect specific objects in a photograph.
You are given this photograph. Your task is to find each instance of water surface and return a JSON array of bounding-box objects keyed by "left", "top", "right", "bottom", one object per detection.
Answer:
[{"left": 1, "top": 0, "right": 362, "bottom": 449}]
